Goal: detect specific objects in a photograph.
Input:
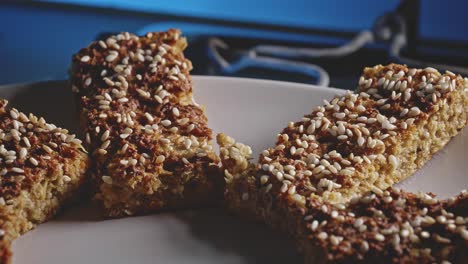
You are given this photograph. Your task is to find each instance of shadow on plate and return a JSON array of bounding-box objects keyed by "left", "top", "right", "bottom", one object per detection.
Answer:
[
  {"left": 173, "top": 208, "right": 302, "bottom": 264},
  {"left": 54, "top": 202, "right": 104, "bottom": 222}
]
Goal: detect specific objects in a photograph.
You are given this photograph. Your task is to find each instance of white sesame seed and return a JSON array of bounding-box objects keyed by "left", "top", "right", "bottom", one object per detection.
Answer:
[
  {"left": 101, "top": 140, "right": 111, "bottom": 149},
  {"left": 337, "top": 123, "right": 346, "bottom": 135},
  {"left": 420, "top": 231, "right": 430, "bottom": 238},
  {"left": 104, "top": 93, "right": 112, "bottom": 101},
  {"left": 102, "top": 175, "right": 113, "bottom": 184},
  {"left": 317, "top": 232, "right": 328, "bottom": 240},
  {"left": 145, "top": 112, "right": 154, "bottom": 122},
  {"left": 400, "top": 229, "right": 410, "bottom": 237},
  {"left": 337, "top": 135, "right": 348, "bottom": 140},
  {"left": 106, "top": 53, "right": 118, "bottom": 62},
  {"left": 359, "top": 76, "right": 365, "bottom": 85},
  {"left": 404, "top": 90, "right": 412, "bottom": 101},
  {"left": 101, "top": 130, "right": 110, "bottom": 141},
  {"left": 356, "top": 105, "right": 366, "bottom": 112},
  {"left": 436, "top": 215, "right": 447, "bottom": 224},
  {"left": 275, "top": 171, "right": 284, "bottom": 181},
  {"left": 377, "top": 77, "right": 385, "bottom": 86},
  {"left": 395, "top": 70, "right": 405, "bottom": 78},
  {"left": 330, "top": 235, "right": 340, "bottom": 246},
  {"left": 98, "top": 40, "right": 107, "bottom": 49},
  {"left": 84, "top": 77, "right": 92, "bottom": 86},
  {"left": 129, "top": 158, "right": 137, "bottom": 166},
  {"left": 310, "top": 220, "right": 319, "bottom": 231},
  {"left": 97, "top": 148, "right": 107, "bottom": 155},
  {"left": 137, "top": 53, "right": 145, "bottom": 62},
  {"left": 29, "top": 157, "right": 39, "bottom": 166},
  {"left": 424, "top": 67, "right": 438, "bottom": 73},
  {"left": 434, "top": 235, "right": 451, "bottom": 244},
  {"left": 408, "top": 106, "right": 421, "bottom": 117},
  {"left": 136, "top": 89, "right": 150, "bottom": 98},
  {"left": 42, "top": 145, "right": 53, "bottom": 153},
  {"left": 260, "top": 175, "right": 269, "bottom": 185},
  {"left": 172, "top": 107, "right": 180, "bottom": 117},
  {"left": 117, "top": 97, "right": 129, "bottom": 103},
  {"left": 63, "top": 175, "right": 72, "bottom": 182},
  {"left": 161, "top": 119, "right": 171, "bottom": 126},
  {"left": 360, "top": 241, "right": 369, "bottom": 252},
  {"left": 374, "top": 233, "right": 385, "bottom": 242},
  {"left": 121, "top": 143, "right": 129, "bottom": 153},
  {"left": 19, "top": 148, "right": 27, "bottom": 159},
  {"left": 460, "top": 228, "right": 468, "bottom": 240},
  {"left": 178, "top": 118, "right": 189, "bottom": 126},
  {"left": 154, "top": 95, "right": 163, "bottom": 104},
  {"left": 11, "top": 167, "right": 24, "bottom": 173},
  {"left": 400, "top": 80, "right": 407, "bottom": 91},
  {"left": 357, "top": 136, "right": 365, "bottom": 146},
  {"left": 290, "top": 146, "right": 297, "bottom": 155},
  {"left": 380, "top": 104, "right": 391, "bottom": 110},
  {"left": 184, "top": 138, "right": 192, "bottom": 149},
  {"left": 367, "top": 118, "right": 377, "bottom": 124},
  {"left": 186, "top": 124, "right": 195, "bottom": 132},
  {"left": 241, "top": 193, "right": 249, "bottom": 201},
  {"left": 156, "top": 155, "right": 165, "bottom": 163},
  {"left": 80, "top": 55, "right": 90, "bottom": 62},
  {"left": 383, "top": 79, "right": 390, "bottom": 89},
  {"left": 334, "top": 112, "right": 346, "bottom": 119},
  {"left": 103, "top": 77, "right": 115, "bottom": 86},
  {"left": 331, "top": 210, "right": 339, "bottom": 218},
  {"left": 10, "top": 110, "right": 18, "bottom": 120}
]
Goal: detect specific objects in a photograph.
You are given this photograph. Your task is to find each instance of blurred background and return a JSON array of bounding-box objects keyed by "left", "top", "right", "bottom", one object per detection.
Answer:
[{"left": 1, "top": 0, "right": 467, "bottom": 88}]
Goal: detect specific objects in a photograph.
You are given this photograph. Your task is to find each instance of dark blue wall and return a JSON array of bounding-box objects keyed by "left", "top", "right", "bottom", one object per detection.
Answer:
[{"left": 1, "top": 1, "right": 467, "bottom": 85}]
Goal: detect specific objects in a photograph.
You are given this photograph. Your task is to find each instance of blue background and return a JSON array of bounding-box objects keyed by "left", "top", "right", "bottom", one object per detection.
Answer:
[{"left": 1, "top": 1, "right": 467, "bottom": 85}]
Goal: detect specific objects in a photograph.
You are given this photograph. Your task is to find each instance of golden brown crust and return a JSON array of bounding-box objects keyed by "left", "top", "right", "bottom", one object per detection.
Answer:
[
  {"left": 0, "top": 242, "right": 11, "bottom": 264},
  {"left": 70, "top": 29, "right": 222, "bottom": 217},
  {"left": 219, "top": 64, "right": 468, "bottom": 263},
  {"left": 0, "top": 99, "right": 89, "bottom": 263}
]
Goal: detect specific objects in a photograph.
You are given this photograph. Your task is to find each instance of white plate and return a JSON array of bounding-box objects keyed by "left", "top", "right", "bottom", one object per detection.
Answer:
[{"left": 0, "top": 77, "right": 466, "bottom": 264}]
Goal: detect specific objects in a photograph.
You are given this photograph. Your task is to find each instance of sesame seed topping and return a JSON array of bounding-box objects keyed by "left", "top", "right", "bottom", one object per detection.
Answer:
[
  {"left": 80, "top": 55, "right": 90, "bottom": 62},
  {"left": 105, "top": 53, "right": 118, "bottom": 62},
  {"left": 102, "top": 175, "right": 113, "bottom": 184},
  {"left": 408, "top": 107, "right": 421, "bottom": 117},
  {"left": 63, "top": 175, "right": 72, "bottom": 182},
  {"left": 374, "top": 233, "right": 385, "bottom": 241},
  {"left": 29, "top": 157, "right": 39, "bottom": 166},
  {"left": 156, "top": 155, "right": 165, "bottom": 163},
  {"left": 161, "top": 119, "right": 171, "bottom": 127},
  {"left": 172, "top": 107, "right": 180, "bottom": 116}
]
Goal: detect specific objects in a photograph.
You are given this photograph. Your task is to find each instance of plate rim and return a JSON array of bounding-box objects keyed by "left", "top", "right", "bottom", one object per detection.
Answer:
[{"left": 0, "top": 76, "right": 346, "bottom": 94}]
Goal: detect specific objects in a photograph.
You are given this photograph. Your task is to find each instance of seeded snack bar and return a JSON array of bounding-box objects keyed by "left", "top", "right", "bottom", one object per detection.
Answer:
[
  {"left": 0, "top": 99, "right": 89, "bottom": 263},
  {"left": 218, "top": 64, "right": 467, "bottom": 263},
  {"left": 70, "top": 29, "right": 222, "bottom": 217},
  {"left": 299, "top": 188, "right": 468, "bottom": 263}
]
